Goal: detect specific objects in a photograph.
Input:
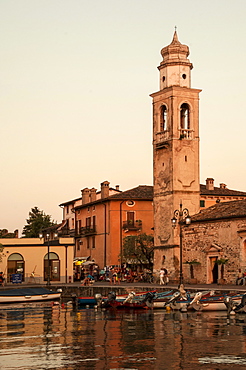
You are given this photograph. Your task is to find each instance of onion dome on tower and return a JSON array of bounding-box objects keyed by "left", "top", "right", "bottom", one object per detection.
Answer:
[{"left": 158, "top": 30, "right": 193, "bottom": 89}]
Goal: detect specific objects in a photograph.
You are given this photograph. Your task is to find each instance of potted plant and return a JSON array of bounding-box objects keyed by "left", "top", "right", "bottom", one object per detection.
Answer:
[
  {"left": 216, "top": 258, "right": 229, "bottom": 284},
  {"left": 185, "top": 259, "right": 201, "bottom": 284}
]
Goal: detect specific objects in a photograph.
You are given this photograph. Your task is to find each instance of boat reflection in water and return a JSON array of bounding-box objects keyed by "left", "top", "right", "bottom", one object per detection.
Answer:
[{"left": 1, "top": 302, "right": 246, "bottom": 369}]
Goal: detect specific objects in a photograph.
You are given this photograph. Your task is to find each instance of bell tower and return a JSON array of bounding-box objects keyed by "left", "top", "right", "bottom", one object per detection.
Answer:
[{"left": 150, "top": 31, "right": 202, "bottom": 276}]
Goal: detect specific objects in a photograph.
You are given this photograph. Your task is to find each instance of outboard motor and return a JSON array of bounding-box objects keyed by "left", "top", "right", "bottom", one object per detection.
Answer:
[
  {"left": 224, "top": 296, "right": 238, "bottom": 315},
  {"left": 164, "top": 291, "right": 181, "bottom": 308},
  {"left": 234, "top": 294, "right": 246, "bottom": 314},
  {"left": 142, "top": 292, "right": 155, "bottom": 308},
  {"left": 101, "top": 291, "right": 116, "bottom": 308},
  {"left": 95, "top": 293, "right": 103, "bottom": 307},
  {"left": 123, "top": 291, "right": 136, "bottom": 304},
  {"left": 187, "top": 292, "right": 204, "bottom": 310}
]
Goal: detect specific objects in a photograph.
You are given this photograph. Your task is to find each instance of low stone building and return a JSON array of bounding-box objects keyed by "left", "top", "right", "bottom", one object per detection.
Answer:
[{"left": 181, "top": 199, "right": 246, "bottom": 284}]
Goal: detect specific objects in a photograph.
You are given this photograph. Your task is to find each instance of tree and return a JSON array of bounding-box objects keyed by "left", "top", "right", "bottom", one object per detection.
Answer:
[
  {"left": 22, "top": 207, "right": 56, "bottom": 238},
  {"left": 122, "top": 233, "right": 154, "bottom": 270},
  {"left": 0, "top": 229, "right": 18, "bottom": 238}
]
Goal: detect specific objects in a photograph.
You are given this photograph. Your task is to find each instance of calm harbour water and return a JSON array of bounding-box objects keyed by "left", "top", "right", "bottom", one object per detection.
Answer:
[{"left": 1, "top": 302, "right": 246, "bottom": 370}]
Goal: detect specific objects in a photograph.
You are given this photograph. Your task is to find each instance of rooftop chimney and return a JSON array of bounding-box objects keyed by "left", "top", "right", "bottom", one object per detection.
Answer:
[
  {"left": 115, "top": 185, "right": 120, "bottom": 191},
  {"left": 101, "top": 181, "right": 110, "bottom": 199},
  {"left": 90, "top": 188, "right": 97, "bottom": 202},
  {"left": 206, "top": 178, "right": 214, "bottom": 191},
  {"left": 220, "top": 183, "right": 227, "bottom": 189},
  {"left": 81, "top": 188, "right": 90, "bottom": 204}
]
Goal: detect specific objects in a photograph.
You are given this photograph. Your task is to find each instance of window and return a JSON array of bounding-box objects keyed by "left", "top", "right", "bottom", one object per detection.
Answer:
[
  {"left": 92, "top": 216, "right": 96, "bottom": 229},
  {"left": 76, "top": 220, "right": 81, "bottom": 233},
  {"left": 86, "top": 217, "right": 91, "bottom": 228},
  {"left": 127, "top": 211, "right": 135, "bottom": 225},
  {"left": 200, "top": 200, "right": 205, "bottom": 207},
  {"left": 126, "top": 200, "right": 135, "bottom": 207},
  {"left": 92, "top": 236, "right": 96, "bottom": 249},
  {"left": 160, "top": 105, "right": 167, "bottom": 131},
  {"left": 66, "top": 205, "right": 69, "bottom": 214},
  {"left": 180, "top": 103, "right": 190, "bottom": 130},
  {"left": 87, "top": 238, "right": 90, "bottom": 249}
]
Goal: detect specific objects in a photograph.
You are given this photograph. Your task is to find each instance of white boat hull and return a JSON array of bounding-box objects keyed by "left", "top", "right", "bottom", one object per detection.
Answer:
[
  {"left": 0, "top": 288, "right": 61, "bottom": 304},
  {"left": 0, "top": 293, "right": 61, "bottom": 304},
  {"left": 168, "top": 297, "right": 242, "bottom": 311}
]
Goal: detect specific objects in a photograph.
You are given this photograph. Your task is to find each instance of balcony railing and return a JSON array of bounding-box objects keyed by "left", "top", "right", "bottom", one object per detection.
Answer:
[
  {"left": 156, "top": 130, "right": 169, "bottom": 143},
  {"left": 79, "top": 226, "right": 97, "bottom": 236},
  {"left": 179, "top": 129, "right": 193, "bottom": 139},
  {"left": 122, "top": 220, "right": 142, "bottom": 231}
]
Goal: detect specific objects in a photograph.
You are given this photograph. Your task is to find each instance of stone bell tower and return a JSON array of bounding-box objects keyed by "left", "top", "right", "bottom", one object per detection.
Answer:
[{"left": 150, "top": 31, "right": 201, "bottom": 277}]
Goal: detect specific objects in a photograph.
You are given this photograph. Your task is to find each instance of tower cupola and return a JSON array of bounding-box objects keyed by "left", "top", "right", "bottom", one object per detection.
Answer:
[{"left": 158, "top": 30, "right": 193, "bottom": 89}]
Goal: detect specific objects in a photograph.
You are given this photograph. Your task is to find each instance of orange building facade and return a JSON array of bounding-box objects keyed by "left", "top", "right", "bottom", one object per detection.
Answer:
[{"left": 59, "top": 181, "right": 154, "bottom": 269}]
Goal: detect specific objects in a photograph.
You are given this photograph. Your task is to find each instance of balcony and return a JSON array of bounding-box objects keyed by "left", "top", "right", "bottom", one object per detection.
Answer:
[
  {"left": 78, "top": 226, "right": 97, "bottom": 236},
  {"left": 122, "top": 220, "right": 142, "bottom": 231},
  {"left": 179, "top": 129, "right": 193, "bottom": 139},
  {"left": 155, "top": 131, "right": 170, "bottom": 149}
]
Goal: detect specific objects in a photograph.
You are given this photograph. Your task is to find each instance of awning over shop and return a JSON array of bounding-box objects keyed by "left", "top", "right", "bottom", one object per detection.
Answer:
[
  {"left": 82, "top": 260, "right": 96, "bottom": 266},
  {"left": 74, "top": 257, "right": 91, "bottom": 266}
]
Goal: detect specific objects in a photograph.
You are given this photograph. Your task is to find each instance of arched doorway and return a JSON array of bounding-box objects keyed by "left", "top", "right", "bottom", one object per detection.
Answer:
[
  {"left": 210, "top": 257, "right": 218, "bottom": 283},
  {"left": 206, "top": 243, "right": 222, "bottom": 283},
  {"left": 7, "top": 253, "right": 25, "bottom": 282},
  {"left": 44, "top": 252, "right": 60, "bottom": 282}
]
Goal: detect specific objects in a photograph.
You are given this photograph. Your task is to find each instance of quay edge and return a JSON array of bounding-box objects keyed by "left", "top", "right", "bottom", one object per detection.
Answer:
[{"left": 1, "top": 282, "right": 246, "bottom": 301}]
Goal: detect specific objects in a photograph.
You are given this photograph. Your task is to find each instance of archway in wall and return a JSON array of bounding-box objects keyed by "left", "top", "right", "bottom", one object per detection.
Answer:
[
  {"left": 44, "top": 252, "right": 60, "bottom": 282},
  {"left": 206, "top": 244, "right": 222, "bottom": 284},
  {"left": 210, "top": 257, "right": 218, "bottom": 284},
  {"left": 7, "top": 253, "right": 25, "bottom": 282}
]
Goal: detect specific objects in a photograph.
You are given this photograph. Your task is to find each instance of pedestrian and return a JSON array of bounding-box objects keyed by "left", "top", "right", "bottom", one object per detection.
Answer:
[
  {"left": 108, "top": 268, "right": 113, "bottom": 284},
  {"left": 163, "top": 268, "right": 169, "bottom": 285},
  {"left": 0, "top": 272, "right": 5, "bottom": 286},
  {"left": 159, "top": 268, "right": 165, "bottom": 285}
]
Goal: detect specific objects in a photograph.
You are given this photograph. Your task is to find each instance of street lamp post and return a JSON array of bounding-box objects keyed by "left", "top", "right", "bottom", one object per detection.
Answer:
[
  {"left": 39, "top": 232, "right": 58, "bottom": 286},
  {"left": 171, "top": 202, "right": 191, "bottom": 286},
  {"left": 39, "top": 232, "right": 51, "bottom": 286}
]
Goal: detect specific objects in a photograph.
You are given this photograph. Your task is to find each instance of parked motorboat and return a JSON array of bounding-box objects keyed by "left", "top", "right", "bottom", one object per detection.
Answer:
[
  {"left": 0, "top": 287, "right": 61, "bottom": 304},
  {"left": 77, "top": 290, "right": 157, "bottom": 307},
  {"left": 103, "top": 291, "right": 156, "bottom": 309},
  {"left": 188, "top": 292, "right": 242, "bottom": 312},
  {"left": 164, "top": 288, "right": 243, "bottom": 312}
]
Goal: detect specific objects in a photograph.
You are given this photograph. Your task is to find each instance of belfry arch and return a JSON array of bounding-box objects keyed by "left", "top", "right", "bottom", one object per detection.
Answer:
[
  {"left": 180, "top": 103, "right": 190, "bottom": 130},
  {"left": 160, "top": 104, "right": 168, "bottom": 132}
]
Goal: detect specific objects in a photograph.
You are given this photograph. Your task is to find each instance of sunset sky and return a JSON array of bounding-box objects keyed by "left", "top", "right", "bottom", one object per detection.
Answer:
[{"left": 1, "top": 0, "right": 246, "bottom": 234}]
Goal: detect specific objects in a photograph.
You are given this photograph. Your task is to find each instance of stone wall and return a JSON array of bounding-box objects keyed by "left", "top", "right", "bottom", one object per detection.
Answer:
[{"left": 182, "top": 218, "right": 246, "bottom": 284}]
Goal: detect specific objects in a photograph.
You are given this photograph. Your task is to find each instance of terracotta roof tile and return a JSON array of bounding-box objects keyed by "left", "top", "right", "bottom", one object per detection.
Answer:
[
  {"left": 109, "top": 185, "right": 153, "bottom": 200},
  {"left": 200, "top": 184, "right": 246, "bottom": 197},
  {"left": 191, "top": 199, "right": 246, "bottom": 222}
]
